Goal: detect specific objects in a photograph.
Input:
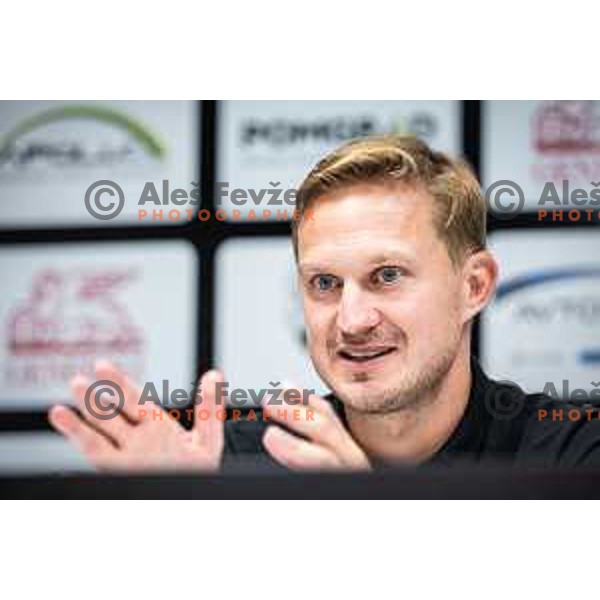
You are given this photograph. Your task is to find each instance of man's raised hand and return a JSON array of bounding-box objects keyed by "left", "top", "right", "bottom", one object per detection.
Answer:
[{"left": 48, "top": 362, "right": 225, "bottom": 472}]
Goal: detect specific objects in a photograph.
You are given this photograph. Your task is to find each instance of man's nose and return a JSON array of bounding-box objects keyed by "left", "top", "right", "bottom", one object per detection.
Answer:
[{"left": 336, "top": 283, "right": 382, "bottom": 336}]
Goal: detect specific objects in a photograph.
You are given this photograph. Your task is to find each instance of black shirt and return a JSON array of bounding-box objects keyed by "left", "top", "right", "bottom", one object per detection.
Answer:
[{"left": 223, "top": 358, "right": 600, "bottom": 470}]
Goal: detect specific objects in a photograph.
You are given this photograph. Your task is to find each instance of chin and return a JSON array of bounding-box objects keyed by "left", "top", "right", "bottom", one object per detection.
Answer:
[
  {"left": 325, "top": 372, "right": 404, "bottom": 414},
  {"left": 337, "top": 388, "right": 403, "bottom": 414}
]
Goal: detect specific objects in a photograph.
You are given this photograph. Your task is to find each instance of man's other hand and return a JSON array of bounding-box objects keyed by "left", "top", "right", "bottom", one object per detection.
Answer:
[{"left": 262, "top": 388, "right": 371, "bottom": 471}]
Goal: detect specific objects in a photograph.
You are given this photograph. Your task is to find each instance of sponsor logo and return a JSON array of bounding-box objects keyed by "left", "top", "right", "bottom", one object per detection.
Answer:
[
  {"left": 492, "top": 267, "right": 600, "bottom": 369},
  {"left": 0, "top": 104, "right": 166, "bottom": 174},
  {"left": 4, "top": 268, "right": 145, "bottom": 389},
  {"left": 239, "top": 113, "right": 439, "bottom": 147},
  {"left": 533, "top": 101, "right": 600, "bottom": 154},
  {"left": 530, "top": 101, "right": 600, "bottom": 182}
]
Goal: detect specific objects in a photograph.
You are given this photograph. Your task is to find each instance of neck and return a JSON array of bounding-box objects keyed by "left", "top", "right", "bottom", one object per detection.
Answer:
[{"left": 344, "top": 338, "right": 472, "bottom": 465}]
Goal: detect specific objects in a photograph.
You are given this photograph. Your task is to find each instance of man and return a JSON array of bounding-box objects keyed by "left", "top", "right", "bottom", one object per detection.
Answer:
[{"left": 48, "top": 134, "right": 600, "bottom": 471}]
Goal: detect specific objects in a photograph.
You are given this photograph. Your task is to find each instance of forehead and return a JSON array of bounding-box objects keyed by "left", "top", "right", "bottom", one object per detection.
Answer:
[{"left": 297, "top": 183, "right": 440, "bottom": 268}]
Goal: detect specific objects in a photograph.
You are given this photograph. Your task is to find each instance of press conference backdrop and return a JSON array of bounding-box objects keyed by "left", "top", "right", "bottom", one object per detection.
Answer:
[{"left": 0, "top": 100, "right": 598, "bottom": 473}]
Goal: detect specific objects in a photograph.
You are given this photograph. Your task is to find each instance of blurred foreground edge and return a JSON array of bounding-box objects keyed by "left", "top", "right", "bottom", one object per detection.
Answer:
[{"left": 2, "top": 467, "right": 600, "bottom": 499}]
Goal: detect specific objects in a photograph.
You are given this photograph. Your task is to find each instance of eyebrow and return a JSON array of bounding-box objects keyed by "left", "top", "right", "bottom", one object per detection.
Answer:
[{"left": 298, "top": 252, "right": 415, "bottom": 276}]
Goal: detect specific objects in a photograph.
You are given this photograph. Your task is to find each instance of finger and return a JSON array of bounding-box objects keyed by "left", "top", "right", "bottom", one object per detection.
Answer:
[
  {"left": 263, "top": 386, "right": 349, "bottom": 451},
  {"left": 262, "top": 425, "right": 341, "bottom": 471},
  {"left": 192, "top": 369, "right": 225, "bottom": 452},
  {"left": 94, "top": 360, "right": 144, "bottom": 423},
  {"left": 262, "top": 385, "right": 336, "bottom": 416},
  {"left": 71, "top": 375, "right": 133, "bottom": 447},
  {"left": 48, "top": 405, "right": 118, "bottom": 469},
  {"left": 306, "top": 390, "right": 338, "bottom": 416}
]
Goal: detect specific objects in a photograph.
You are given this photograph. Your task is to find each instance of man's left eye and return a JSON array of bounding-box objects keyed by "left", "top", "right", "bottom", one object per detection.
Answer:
[{"left": 374, "top": 267, "right": 403, "bottom": 285}]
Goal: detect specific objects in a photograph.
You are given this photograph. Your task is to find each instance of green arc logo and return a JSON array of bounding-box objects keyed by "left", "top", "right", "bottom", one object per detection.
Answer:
[{"left": 0, "top": 104, "right": 166, "bottom": 159}]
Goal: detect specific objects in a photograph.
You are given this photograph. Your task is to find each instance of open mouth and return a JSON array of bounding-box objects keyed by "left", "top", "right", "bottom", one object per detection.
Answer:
[{"left": 337, "top": 347, "right": 397, "bottom": 364}]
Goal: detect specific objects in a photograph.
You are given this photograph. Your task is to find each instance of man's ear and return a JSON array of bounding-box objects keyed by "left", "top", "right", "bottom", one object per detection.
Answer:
[{"left": 461, "top": 249, "right": 498, "bottom": 324}]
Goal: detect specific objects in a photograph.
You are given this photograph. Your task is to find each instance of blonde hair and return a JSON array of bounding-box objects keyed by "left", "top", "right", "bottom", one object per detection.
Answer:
[{"left": 292, "top": 134, "right": 486, "bottom": 265}]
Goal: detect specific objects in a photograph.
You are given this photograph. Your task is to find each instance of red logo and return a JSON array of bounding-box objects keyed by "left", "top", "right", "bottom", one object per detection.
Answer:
[
  {"left": 533, "top": 101, "right": 600, "bottom": 154},
  {"left": 5, "top": 268, "right": 145, "bottom": 389}
]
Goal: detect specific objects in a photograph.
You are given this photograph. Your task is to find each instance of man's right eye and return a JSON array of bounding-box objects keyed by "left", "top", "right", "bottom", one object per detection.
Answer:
[{"left": 310, "top": 274, "right": 340, "bottom": 293}]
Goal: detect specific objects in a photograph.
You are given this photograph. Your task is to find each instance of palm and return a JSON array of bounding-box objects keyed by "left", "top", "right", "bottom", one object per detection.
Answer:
[{"left": 49, "top": 364, "right": 225, "bottom": 473}]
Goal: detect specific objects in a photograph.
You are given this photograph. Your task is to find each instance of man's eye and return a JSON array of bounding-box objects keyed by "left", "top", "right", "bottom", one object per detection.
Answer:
[
  {"left": 374, "top": 266, "right": 403, "bottom": 285},
  {"left": 311, "top": 275, "right": 339, "bottom": 292}
]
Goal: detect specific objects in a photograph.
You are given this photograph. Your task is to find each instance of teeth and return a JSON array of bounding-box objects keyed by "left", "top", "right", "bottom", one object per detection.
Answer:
[{"left": 341, "top": 348, "right": 392, "bottom": 360}]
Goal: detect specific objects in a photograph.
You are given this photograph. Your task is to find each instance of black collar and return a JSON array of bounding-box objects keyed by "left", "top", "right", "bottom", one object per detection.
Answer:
[{"left": 326, "top": 357, "right": 500, "bottom": 465}]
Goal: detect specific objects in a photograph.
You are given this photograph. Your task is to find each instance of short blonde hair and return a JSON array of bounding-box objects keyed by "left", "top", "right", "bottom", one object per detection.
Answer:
[{"left": 292, "top": 134, "right": 486, "bottom": 265}]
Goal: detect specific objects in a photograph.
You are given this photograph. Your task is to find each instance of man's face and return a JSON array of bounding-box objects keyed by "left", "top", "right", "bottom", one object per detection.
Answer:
[{"left": 297, "top": 183, "right": 468, "bottom": 414}]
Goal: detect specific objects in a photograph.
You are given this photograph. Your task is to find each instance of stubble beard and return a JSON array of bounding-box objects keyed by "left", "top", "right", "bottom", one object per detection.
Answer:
[{"left": 317, "top": 343, "right": 460, "bottom": 416}]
